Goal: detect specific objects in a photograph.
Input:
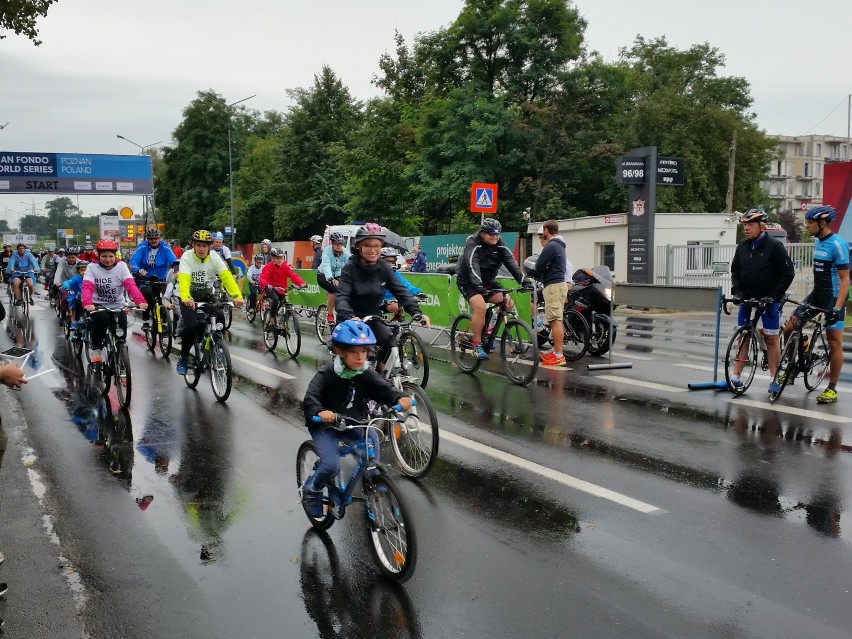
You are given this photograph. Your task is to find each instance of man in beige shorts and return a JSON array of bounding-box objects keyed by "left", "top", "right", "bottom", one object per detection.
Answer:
[{"left": 535, "top": 220, "right": 568, "bottom": 366}]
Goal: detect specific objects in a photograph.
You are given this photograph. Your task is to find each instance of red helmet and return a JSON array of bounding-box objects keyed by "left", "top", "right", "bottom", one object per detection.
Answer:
[{"left": 95, "top": 238, "right": 119, "bottom": 252}]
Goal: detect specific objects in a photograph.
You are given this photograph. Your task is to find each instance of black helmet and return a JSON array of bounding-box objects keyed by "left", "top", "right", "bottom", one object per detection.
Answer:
[
  {"left": 65, "top": 246, "right": 79, "bottom": 256},
  {"left": 353, "top": 223, "right": 385, "bottom": 246},
  {"left": 805, "top": 205, "right": 836, "bottom": 222},
  {"left": 146, "top": 228, "right": 160, "bottom": 239},
  {"left": 480, "top": 218, "right": 502, "bottom": 235},
  {"left": 740, "top": 209, "right": 768, "bottom": 224},
  {"left": 329, "top": 232, "right": 345, "bottom": 244}
]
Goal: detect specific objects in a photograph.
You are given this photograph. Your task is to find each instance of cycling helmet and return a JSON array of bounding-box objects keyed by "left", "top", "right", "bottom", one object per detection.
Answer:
[
  {"left": 805, "top": 205, "right": 836, "bottom": 222},
  {"left": 85, "top": 244, "right": 94, "bottom": 251},
  {"left": 170, "top": 239, "right": 180, "bottom": 245},
  {"left": 212, "top": 231, "right": 224, "bottom": 241},
  {"left": 253, "top": 254, "right": 263, "bottom": 262},
  {"left": 191, "top": 229, "right": 214, "bottom": 244},
  {"left": 329, "top": 232, "right": 345, "bottom": 244},
  {"left": 353, "top": 222, "right": 385, "bottom": 246},
  {"left": 740, "top": 209, "right": 768, "bottom": 224},
  {"left": 76, "top": 260, "right": 89, "bottom": 270},
  {"left": 380, "top": 247, "right": 399, "bottom": 258},
  {"left": 480, "top": 218, "right": 502, "bottom": 235},
  {"left": 261, "top": 238, "right": 271, "bottom": 246},
  {"left": 64, "top": 247, "right": 77, "bottom": 255},
  {"left": 95, "top": 238, "right": 118, "bottom": 252},
  {"left": 146, "top": 228, "right": 160, "bottom": 239},
  {"left": 310, "top": 235, "right": 322, "bottom": 244},
  {"left": 270, "top": 247, "right": 285, "bottom": 258},
  {"left": 331, "top": 319, "right": 377, "bottom": 347}
]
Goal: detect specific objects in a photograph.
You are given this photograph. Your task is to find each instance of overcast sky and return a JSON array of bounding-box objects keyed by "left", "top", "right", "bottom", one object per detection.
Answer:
[{"left": 2, "top": 0, "right": 851, "bottom": 225}]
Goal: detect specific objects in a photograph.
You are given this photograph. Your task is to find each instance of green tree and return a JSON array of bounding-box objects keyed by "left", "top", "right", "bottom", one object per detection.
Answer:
[
  {"left": 231, "top": 134, "right": 279, "bottom": 242},
  {"left": 273, "top": 66, "right": 362, "bottom": 238},
  {"left": 1, "top": 0, "right": 58, "bottom": 45}
]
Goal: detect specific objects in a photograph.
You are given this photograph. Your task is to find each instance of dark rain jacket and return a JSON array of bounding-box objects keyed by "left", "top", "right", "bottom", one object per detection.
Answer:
[
  {"left": 303, "top": 366, "right": 403, "bottom": 425},
  {"left": 730, "top": 232, "right": 794, "bottom": 301},
  {"left": 457, "top": 234, "right": 524, "bottom": 291},
  {"left": 336, "top": 255, "right": 421, "bottom": 321}
]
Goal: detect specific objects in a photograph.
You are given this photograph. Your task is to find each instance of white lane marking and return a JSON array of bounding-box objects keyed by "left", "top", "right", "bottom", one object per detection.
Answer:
[
  {"left": 730, "top": 398, "right": 852, "bottom": 423},
  {"left": 230, "top": 353, "right": 296, "bottom": 380},
  {"left": 23, "top": 367, "right": 56, "bottom": 381},
  {"left": 674, "top": 363, "right": 717, "bottom": 371},
  {"left": 441, "top": 430, "right": 661, "bottom": 514},
  {"left": 595, "top": 374, "right": 686, "bottom": 393}
]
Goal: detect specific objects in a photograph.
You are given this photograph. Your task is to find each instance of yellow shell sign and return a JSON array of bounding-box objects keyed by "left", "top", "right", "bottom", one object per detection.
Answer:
[{"left": 119, "top": 207, "right": 133, "bottom": 219}]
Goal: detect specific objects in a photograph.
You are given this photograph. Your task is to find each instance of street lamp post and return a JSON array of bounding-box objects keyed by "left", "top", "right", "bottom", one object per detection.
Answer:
[
  {"left": 116, "top": 134, "right": 162, "bottom": 228},
  {"left": 227, "top": 95, "right": 256, "bottom": 249}
]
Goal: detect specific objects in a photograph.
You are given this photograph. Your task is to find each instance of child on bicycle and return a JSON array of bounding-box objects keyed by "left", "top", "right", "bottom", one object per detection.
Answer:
[
  {"left": 60, "top": 260, "right": 89, "bottom": 330},
  {"left": 259, "top": 247, "right": 306, "bottom": 326},
  {"left": 301, "top": 319, "right": 411, "bottom": 515},
  {"left": 380, "top": 247, "right": 423, "bottom": 317},
  {"left": 246, "top": 254, "right": 264, "bottom": 311},
  {"left": 82, "top": 239, "right": 148, "bottom": 364}
]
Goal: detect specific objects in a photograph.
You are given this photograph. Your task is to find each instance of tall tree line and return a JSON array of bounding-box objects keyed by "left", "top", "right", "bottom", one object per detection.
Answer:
[{"left": 156, "top": 0, "right": 775, "bottom": 243}]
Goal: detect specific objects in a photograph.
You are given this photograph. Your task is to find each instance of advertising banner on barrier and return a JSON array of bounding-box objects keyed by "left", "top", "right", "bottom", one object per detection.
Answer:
[
  {"left": 286, "top": 269, "right": 328, "bottom": 308},
  {"left": 404, "top": 274, "right": 454, "bottom": 326}
]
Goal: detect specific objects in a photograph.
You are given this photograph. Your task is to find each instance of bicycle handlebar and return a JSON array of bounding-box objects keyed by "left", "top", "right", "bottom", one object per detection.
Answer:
[
  {"left": 721, "top": 295, "right": 789, "bottom": 316},
  {"left": 310, "top": 401, "right": 416, "bottom": 428}
]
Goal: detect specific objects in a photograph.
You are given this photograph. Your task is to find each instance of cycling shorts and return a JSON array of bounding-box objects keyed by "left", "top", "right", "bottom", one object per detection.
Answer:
[
  {"left": 10, "top": 272, "right": 35, "bottom": 283},
  {"left": 317, "top": 272, "right": 338, "bottom": 294},
  {"left": 737, "top": 301, "right": 781, "bottom": 334},
  {"left": 459, "top": 282, "right": 500, "bottom": 302},
  {"left": 794, "top": 292, "right": 845, "bottom": 331}
]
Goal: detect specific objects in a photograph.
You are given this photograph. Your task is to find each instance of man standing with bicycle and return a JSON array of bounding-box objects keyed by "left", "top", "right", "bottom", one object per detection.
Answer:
[
  {"left": 781, "top": 206, "right": 849, "bottom": 404},
  {"left": 457, "top": 218, "right": 528, "bottom": 360},
  {"left": 729, "top": 209, "right": 795, "bottom": 392}
]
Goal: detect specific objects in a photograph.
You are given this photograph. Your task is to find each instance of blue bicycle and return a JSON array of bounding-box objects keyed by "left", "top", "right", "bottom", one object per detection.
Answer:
[{"left": 297, "top": 407, "right": 418, "bottom": 582}]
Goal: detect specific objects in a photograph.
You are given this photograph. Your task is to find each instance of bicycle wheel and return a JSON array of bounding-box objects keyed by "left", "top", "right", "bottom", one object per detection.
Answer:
[
  {"left": 804, "top": 326, "right": 830, "bottom": 391},
  {"left": 184, "top": 342, "right": 202, "bottom": 389},
  {"left": 399, "top": 331, "right": 429, "bottom": 388},
  {"left": 724, "top": 326, "right": 758, "bottom": 395},
  {"left": 22, "top": 289, "right": 30, "bottom": 317},
  {"left": 315, "top": 304, "right": 331, "bottom": 344},
  {"left": 223, "top": 302, "right": 233, "bottom": 330},
  {"left": 263, "top": 309, "right": 279, "bottom": 351},
  {"left": 144, "top": 316, "right": 157, "bottom": 352},
  {"left": 449, "top": 313, "right": 482, "bottom": 374},
  {"left": 561, "top": 309, "right": 589, "bottom": 362},
  {"left": 501, "top": 318, "right": 539, "bottom": 386},
  {"left": 114, "top": 345, "right": 132, "bottom": 409},
  {"left": 245, "top": 300, "right": 257, "bottom": 323},
  {"left": 296, "top": 441, "right": 335, "bottom": 531},
  {"left": 209, "top": 338, "right": 232, "bottom": 402},
  {"left": 364, "top": 474, "right": 417, "bottom": 582},
  {"left": 62, "top": 315, "right": 72, "bottom": 340},
  {"left": 770, "top": 333, "right": 798, "bottom": 403},
  {"left": 158, "top": 310, "right": 173, "bottom": 358},
  {"left": 72, "top": 328, "right": 84, "bottom": 359},
  {"left": 389, "top": 382, "right": 439, "bottom": 479},
  {"left": 283, "top": 309, "right": 302, "bottom": 358}
]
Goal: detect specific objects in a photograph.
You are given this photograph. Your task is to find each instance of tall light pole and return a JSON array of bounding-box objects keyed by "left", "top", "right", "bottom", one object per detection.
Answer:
[
  {"left": 116, "top": 134, "right": 162, "bottom": 228},
  {"left": 227, "top": 95, "right": 256, "bottom": 249}
]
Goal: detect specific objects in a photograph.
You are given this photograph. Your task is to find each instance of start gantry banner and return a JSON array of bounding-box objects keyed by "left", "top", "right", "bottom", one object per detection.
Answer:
[{"left": 0, "top": 152, "right": 153, "bottom": 195}]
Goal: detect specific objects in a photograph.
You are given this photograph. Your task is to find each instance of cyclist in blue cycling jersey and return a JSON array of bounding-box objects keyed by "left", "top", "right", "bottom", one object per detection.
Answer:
[
  {"left": 782, "top": 205, "right": 849, "bottom": 403},
  {"left": 129, "top": 228, "right": 178, "bottom": 331},
  {"left": 5, "top": 243, "right": 40, "bottom": 306}
]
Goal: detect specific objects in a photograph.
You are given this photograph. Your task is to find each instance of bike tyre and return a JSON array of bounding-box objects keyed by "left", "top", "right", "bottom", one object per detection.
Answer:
[
  {"left": 223, "top": 303, "right": 233, "bottom": 330},
  {"left": 263, "top": 309, "right": 278, "bottom": 351},
  {"left": 399, "top": 331, "right": 429, "bottom": 388},
  {"left": 209, "top": 338, "right": 232, "bottom": 402},
  {"left": 561, "top": 309, "right": 590, "bottom": 362},
  {"left": 389, "top": 382, "right": 439, "bottom": 479},
  {"left": 115, "top": 345, "right": 132, "bottom": 409},
  {"left": 770, "top": 333, "right": 798, "bottom": 403},
  {"left": 587, "top": 314, "right": 615, "bottom": 356},
  {"left": 296, "top": 441, "right": 335, "bottom": 531},
  {"left": 283, "top": 309, "right": 301, "bottom": 358},
  {"left": 724, "top": 326, "right": 758, "bottom": 395},
  {"left": 501, "top": 318, "right": 539, "bottom": 386},
  {"left": 449, "top": 313, "right": 482, "bottom": 374},
  {"left": 803, "top": 326, "right": 830, "bottom": 391},
  {"left": 184, "top": 341, "right": 202, "bottom": 389},
  {"left": 315, "top": 304, "right": 331, "bottom": 345},
  {"left": 158, "top": 310, "right": 173, "bottom": 358},
  {"left": 364, "top": 474, "right": 417, "bottom": 582}
]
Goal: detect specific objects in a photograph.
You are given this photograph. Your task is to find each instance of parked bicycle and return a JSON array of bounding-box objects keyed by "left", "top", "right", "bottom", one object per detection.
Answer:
[
  {"left": 263, "top": 286, "right": 303, "bottom": 357},
  {"left": 136, "top": 275, "right": 173, "bottom": 358},
  {"left": 722, "top": 296, "right": 788, "bottom": 395},
  {"left": 450, "top": 287, "right": 539, "bottom": 386},
  {"left": 87, "top": 307, "right": 134, "bottom": 409},
  {"left": 182, "top": 301, "right": 234, "bottom": 403},
  {"left": 768, "top": 299, "right": 831, "bottom": 403},
  {"left": 364, "top": 314, "right": 438, "bottom": 479},
  {"left": 297, "top": 407, "right": 418, "bottom": 582}
]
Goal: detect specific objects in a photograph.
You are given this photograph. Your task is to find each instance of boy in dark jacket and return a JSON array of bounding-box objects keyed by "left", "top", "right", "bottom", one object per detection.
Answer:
[{"left": 301, "top": 320, "right": 411, "bottom": 516}]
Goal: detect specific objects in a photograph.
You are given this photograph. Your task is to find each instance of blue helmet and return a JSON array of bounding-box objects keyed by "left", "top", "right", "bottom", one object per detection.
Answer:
[
  {"left": 331, "top": 319, "right": 377, "bottom": 347},
  {"left": 212, "top": 231, "right": 224, "bottom": 240},
  {"left": 805, "top": 205, "right": 836, "bottom": 222}
]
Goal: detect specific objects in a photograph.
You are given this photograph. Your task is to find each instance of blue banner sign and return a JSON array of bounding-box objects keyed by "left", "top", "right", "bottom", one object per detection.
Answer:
[{"left": 0, "top": 152, "right": 153, "bottom": 195}]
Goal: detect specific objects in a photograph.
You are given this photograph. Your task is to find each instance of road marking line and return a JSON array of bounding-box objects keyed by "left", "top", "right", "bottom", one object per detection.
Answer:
[
  {"left": 677, "top": 363, "right": 852, "bottom": 395},
  {"left": 611, "top": 351, "right": 655, "bottom": 361},
  {"left": 441, "top": 430, "right": 661, "bottom": 513},
  {"left": 729, "top": 398, "right": 852, "bottom": 423},
  {"left": 230, "top": 354, "right": 296, "bottom": 380},
  {"left": 23, "top": 368, "right": 56, "bottom": 381},
  {"left": 595, "top": 374, "right": 686, "bottom": 393}
]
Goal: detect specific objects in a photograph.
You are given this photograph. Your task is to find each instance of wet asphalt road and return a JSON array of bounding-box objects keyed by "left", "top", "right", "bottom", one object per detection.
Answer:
[{"left": 2, "top": 298, "right": 852, "bottom": 639}]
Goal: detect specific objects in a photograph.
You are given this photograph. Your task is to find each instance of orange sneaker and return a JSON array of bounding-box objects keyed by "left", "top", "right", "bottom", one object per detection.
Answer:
[
  {"left": 551, "top": 354, "right": 567, "bottom": 367},
  {"left": 540, "top": 352, "right": 557, "bottom": 365}
]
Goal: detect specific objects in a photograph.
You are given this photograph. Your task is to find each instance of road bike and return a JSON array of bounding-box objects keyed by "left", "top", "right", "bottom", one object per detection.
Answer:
[
  {"left": 769, "top": 300, "right": 831, "bottom": 403},
  {"left": 182, "top": 301, "right": 234, "bottom": 403},
  {"left": 297, "top": 408, "right": 418, "bottom": 582},
  {"left": 87, "top": 307, "right": 134, "bottom": 410},
  {"left": 136, "top": 276, "right": 173, "bottom": 358},
  {"left": 262, "top": 286, "right": 302, "bottom": 357},
  {"left": 365, "top": 314, "right": 438, "bottom": 479},
  {"left": 722, "top": 296, "right": 787, "bottom": 395},
  {"left": 450, "top": 287, "right": 539, "bottom": 386}
]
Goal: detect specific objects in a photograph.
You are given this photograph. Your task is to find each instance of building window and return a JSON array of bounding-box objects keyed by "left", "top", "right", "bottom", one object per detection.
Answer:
[
  {"left": 817, "top": 143, "right": 822, "bottom": 156},
  {"left": 777, "top": 161, "right": 783, "bottom": 175},
  {"left": 816, "top": 182, "right": 821, "bottom": 196},
  {"left": 598, "top": 243, "right": 615, "bottom": 271},
  {"left": 797, "top": 143, "right": 804, "bottom": 156},
  {"left": 804, "top": 162, "right": 809, "bottom": 177}
]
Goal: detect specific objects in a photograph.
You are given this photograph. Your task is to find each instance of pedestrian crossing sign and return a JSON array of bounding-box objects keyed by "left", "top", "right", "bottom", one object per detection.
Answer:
[{"left": 470, "top": 182, "right": 498, "bottom": 213}]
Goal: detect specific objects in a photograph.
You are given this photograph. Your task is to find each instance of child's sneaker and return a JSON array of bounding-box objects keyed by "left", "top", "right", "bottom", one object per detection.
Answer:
[
  {"left": 301, "top": 489, "right": 324, "bottom": 517},
  {"left": 729, "top": 375, "right": 744, "bottom": 390},
  {"left": 475, "top": 344, "right": 489, "bottom": 360}
]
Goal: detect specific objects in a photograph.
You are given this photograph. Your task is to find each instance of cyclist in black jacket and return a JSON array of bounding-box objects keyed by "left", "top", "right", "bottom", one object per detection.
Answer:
[
  {"left": 457, "top": 218, "right": 527, "bottom": 359},
  {"left": 336, "top": 223, "right": 428, "bottom": 365},
  {"left": 729, "top": 209, "right": 795, "bottom": 392}
]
